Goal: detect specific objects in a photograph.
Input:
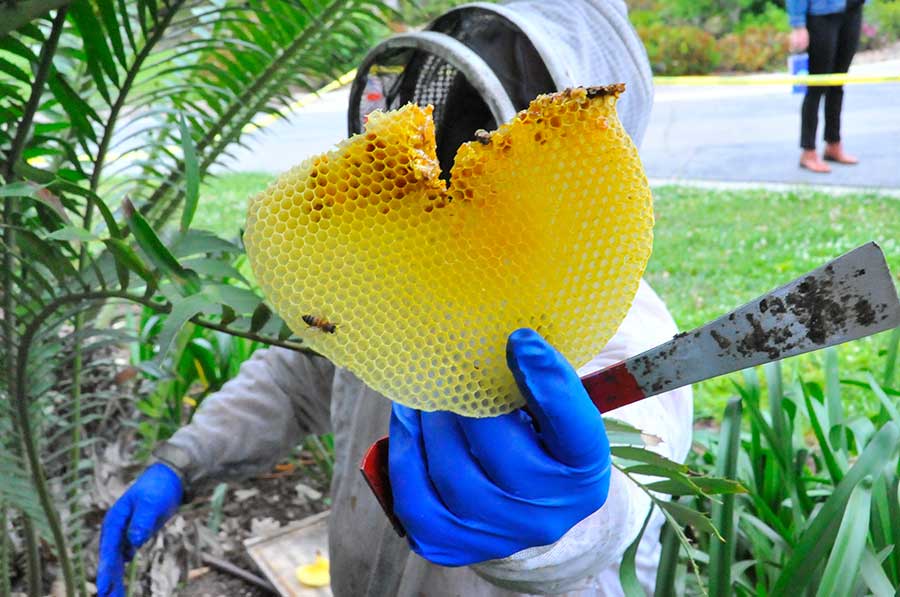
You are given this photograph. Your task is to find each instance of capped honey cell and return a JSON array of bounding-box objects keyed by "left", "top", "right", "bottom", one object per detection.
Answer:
[{"left": 245, "top": 85, "right": 653, "bottom": 417}]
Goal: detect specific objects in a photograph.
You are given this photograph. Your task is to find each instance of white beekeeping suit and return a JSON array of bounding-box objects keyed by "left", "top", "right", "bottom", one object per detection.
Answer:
[{"left": 154, "top": 2, "right": 693, "bottom": 595}]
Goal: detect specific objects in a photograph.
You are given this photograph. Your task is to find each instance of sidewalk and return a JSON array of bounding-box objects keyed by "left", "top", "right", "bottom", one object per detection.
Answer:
[
  {"left": 223, "top": 59, "right": 900, "bottom": 191},
  {"left": 643, "top": 58, "right": 900, "bottom": 189}
]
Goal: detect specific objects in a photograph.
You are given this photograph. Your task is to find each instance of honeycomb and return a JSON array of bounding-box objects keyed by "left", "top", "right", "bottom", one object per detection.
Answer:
[{"left": 245, "top": 85, "right": 653, "bottom": 417}]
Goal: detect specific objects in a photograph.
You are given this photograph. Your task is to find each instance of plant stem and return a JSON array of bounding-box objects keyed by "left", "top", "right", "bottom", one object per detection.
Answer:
[
  {"left": 22, "top": 518, "right": 42, "bottom": 597},
  {"left": 708, "top": 397, "right": 742, "bottom": 597},
  {"left": 3, "top": 7, "right": 69, "bottom": 181},
  {"left": 88, "top": 0, "right": 185, "bottom": 193},
  {"left": 125, "top": 558, "right": 138, "bottom": 597},
  {"left": 3, "top": 9, "right": 70, "bottom": 595},
  {"left": 0, "top": 505, "right": 9, "bottom": 597},
  {"left": 12, "top": 364, "right": 76, "bottom": 597}
]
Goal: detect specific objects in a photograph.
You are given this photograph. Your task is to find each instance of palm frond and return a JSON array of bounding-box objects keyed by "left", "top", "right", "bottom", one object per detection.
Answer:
[{"left": 1, "top": 3, "right": 384, "bottom": 592}]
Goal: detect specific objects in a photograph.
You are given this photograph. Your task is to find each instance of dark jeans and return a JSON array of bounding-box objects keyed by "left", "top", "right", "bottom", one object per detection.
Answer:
[{"left": 800, "top": 4, "right": 862, "bottom": 149}]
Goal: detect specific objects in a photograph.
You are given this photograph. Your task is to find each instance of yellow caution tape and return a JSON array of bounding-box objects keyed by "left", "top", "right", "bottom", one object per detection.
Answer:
[{"left": 655, "top": 72, "right": 900, "bottom": 86}]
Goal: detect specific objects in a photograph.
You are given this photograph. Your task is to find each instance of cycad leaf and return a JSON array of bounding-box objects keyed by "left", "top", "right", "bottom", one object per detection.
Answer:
[
  {"left": 123, "top": 198, "right": 199, "bottom": 294},
  {"left": 47, "top": 73, "right": 100, "bottom": 144},
  {"left": 155, "top": 293, "right": 217, "bottom": 363},
  {"left": 179, "top": 112, "right": 199, "bottom": 232},
  {"left": 95, "top": 0, "right": 128, "bottom": 67}
]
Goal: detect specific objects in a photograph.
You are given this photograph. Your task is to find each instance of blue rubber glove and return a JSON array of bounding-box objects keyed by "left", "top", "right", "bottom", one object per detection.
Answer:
[
  {"left": 97, "top": 463, "right": 183, "bottom": 597},
  {"left": 389, "top": 328, "right": 611, "bottom": 566}
]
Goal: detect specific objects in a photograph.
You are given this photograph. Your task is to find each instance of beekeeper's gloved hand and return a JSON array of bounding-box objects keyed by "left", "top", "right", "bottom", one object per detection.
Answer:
[
  {"left": 97, "top": 463, "right": 183, "bottom": 596},
  {"left": 389, "top": 328, "right": 611, "bottom": 566}
]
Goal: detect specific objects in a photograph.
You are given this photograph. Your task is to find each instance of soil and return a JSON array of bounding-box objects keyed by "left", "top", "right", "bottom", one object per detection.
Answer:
[{"left": 177, "top": 458, "right": 331, "bottom": 597}]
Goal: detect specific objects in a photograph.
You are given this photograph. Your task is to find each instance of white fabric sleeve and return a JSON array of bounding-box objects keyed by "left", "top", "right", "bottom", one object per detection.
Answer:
[
  {"left": 472, "top": 281, "right": 694, "bottom": 594},
  {"left": 154, "top": 346, "right": 336, "bottom": 492}
]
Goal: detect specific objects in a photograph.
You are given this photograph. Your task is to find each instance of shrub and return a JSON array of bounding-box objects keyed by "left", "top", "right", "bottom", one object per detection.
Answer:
[
  {"left": 636, "top": 24, "right": 721, "bottom": 75},
  {"left": 630, "top": 9, "right": 664, "bottom": 29},
  {"left": 870, "top": 0, "right": 900, "bottom": 40},
  {"left": 735, "top": 3, "right": 791, "bottom": 32},
  {"left": 859, "top": 21, "right": 888, "bottom": 50},
  {"left": 717, "top": 25, "right": 790, "bottom": 72}
]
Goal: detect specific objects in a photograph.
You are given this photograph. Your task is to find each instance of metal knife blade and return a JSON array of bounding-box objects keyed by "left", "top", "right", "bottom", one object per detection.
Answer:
[{"left": 583, "top": 242, "right": 900, "bottom": 413}]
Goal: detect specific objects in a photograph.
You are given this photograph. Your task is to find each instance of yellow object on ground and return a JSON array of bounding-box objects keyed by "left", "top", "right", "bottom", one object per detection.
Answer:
[
  {"left": 245, "top": 85, "right": 653, "bottom": 416},
  {"left": 295, "top": 554, "right": 330, "bottom": 588}
]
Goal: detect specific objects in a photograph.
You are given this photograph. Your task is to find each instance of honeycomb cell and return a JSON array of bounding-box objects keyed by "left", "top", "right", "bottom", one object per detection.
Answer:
[{"left": 244, "top": 85, "right": 653, "bottom": 417}]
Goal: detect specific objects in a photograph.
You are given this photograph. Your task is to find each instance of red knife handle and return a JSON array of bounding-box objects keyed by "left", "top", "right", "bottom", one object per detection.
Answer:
[
  {"left": 360, "top": 436, "right": 406, "bottom": 537},
  {"left": 580, "top": 361, "right": 648, "bottom": 413},
  {"left": 358, "top": 361, "right": 646, "bottom": 536}
]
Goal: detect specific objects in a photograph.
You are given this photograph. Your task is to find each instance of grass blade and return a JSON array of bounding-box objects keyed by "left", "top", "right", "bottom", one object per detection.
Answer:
[
  {"left": 620, "top": 507, "right": 653, "bottom": 597},
  {"left": 860, "top": 547, "right": 895, "bottom": 597},
  {"left": 869, "top": 475, "right": 898, "bottom": 586},
  {"left": 814, "top": 477, "right": 873, "bottom": 597},
  {"left": 771, "top": 422, "right": 899, "bottom": 596},
  {"left": 824, "top": 347, "right": 844, "bottom": 450},
  {"left": 764, "top": 361, "right": 787, "bottom": 456},
  {"left": 802, "top": 385, "right": 845, "bottom": 484},
  {"left": 654, "top": 518, "right": 679, "bottom": 596},
  {"left": 867, "top": 373, "right": 900, "bottom": 424},
  {"left": 882, "top": 325, "right": 900, "bottom": 389},
  {"left": 709, "top": 397, "right": 742, "bottom": 597}
]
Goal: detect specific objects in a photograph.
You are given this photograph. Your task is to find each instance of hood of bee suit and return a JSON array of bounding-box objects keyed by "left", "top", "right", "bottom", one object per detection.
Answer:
[{"left": 348, "top": 0, "right": 653, "bottom": 177}]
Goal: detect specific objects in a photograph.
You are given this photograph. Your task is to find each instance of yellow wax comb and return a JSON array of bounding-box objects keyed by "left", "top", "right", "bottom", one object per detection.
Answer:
[{"left": 245, "top": 85, "right": 653, "bottom": 416}]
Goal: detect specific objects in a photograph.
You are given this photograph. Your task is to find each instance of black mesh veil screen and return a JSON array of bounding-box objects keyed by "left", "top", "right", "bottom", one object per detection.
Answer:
[
  {"left": 352, "top": 47, "right": 495, "bottom": 178},
  {"left": 351, "top": 8, "right": 555, "bottom": 179}
]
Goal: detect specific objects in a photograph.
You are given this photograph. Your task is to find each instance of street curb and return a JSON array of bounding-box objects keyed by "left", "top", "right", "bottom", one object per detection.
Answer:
[{"left": 648, "top": 178, "right": 900, "bottom": 198}]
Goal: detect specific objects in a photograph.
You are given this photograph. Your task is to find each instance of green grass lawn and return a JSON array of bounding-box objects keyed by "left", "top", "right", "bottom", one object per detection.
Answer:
[
  {"left": 196, "top": 175, "right": 900, "bottom": 418},
  {"left": 645, "top": 186, "right": 900, "bottom": 418}
]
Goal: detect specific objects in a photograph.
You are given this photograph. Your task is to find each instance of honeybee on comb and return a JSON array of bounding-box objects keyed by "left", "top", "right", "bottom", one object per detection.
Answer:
[{"left": 302, "top": 314, "right": 337, "bottom": 334}]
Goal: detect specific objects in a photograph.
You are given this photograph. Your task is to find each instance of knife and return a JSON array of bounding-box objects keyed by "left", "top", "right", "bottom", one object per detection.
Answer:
[{"left": 361, "top": 242, "right": 900, "bottom": 536}]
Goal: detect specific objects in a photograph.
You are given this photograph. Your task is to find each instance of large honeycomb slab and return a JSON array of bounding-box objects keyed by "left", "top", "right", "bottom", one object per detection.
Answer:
[{"left": 245, "top": 85, "right": 653, "bottom": 416}]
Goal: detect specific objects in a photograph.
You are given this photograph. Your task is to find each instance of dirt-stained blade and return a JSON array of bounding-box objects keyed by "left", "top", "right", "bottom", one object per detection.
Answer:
[{"left": 583, "top": 242, "right": 900, "bottom": 413}]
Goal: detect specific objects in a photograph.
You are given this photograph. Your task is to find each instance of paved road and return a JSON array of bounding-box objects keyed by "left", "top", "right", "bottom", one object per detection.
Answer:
[
  {"left": 225, "top": 60, "right": 900, "bottom": 189},
  {"left": 643, "top": 59, "right": 900, "bottom": 188}
]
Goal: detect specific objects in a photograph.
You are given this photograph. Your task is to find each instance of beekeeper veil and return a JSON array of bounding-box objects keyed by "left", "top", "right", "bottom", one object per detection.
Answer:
[{"left": 348, "top": 0, "right": 654, "bottom": 177}]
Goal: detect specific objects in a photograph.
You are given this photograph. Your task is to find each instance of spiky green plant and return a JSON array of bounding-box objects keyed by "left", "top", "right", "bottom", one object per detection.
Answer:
[
  {"left": 1, "top": 2, "right": 389, "bottom": 594},
  {"left": 655, "top": 338, "right": 900, "bottom": 596}
]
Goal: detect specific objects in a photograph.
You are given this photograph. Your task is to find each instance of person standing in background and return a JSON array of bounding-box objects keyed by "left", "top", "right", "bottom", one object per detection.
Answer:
[{"left": 787, "top": 0, "right": 864, "bottom": 173}]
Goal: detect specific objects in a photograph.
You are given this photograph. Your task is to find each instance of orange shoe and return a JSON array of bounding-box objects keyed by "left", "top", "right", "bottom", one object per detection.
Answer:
[
  {"left": 823, "top": 142, "right": 859, "bottom": 164},
  {"left": 800, "top": 150, "right": 831, "bottom": 173}
]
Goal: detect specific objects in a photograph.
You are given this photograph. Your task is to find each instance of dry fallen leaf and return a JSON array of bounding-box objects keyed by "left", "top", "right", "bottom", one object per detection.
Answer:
[
  {"left": 150, "top": 552, "right": 180, "bottom": 597},
  {"left": 295, "top": 482, "right": 323, "bottom": 505},
  {"left": 188, "top": 566, "right": 211, "bottom": 580},
  {"left": 234, "top": 488, "right": 260, "bottom": 502},
  {"left": 250, "top": 517, "right": 282, "bottom": 537}
]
